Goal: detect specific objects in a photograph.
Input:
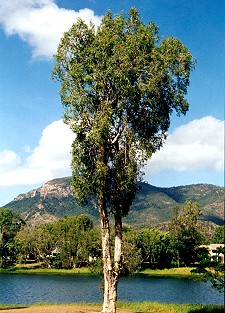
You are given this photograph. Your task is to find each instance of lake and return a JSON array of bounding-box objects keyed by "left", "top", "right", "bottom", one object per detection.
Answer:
[{"left": 0, "top": 273, "right": 223, "bottom": 305}]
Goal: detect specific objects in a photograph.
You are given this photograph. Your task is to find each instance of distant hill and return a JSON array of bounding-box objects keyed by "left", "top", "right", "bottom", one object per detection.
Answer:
[{"left": 1, "top": 177, "right": 224, "bottom": 228}]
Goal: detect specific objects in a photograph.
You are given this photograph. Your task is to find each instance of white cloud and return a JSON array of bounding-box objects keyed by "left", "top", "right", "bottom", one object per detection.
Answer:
[
  {"left": 146, "top": 116, "right": 224, "bottom": 174},
  {"left": 0, "top": 150, "right": 21, "bottom": 172},
  {"left": 0, "top": 116, "right": 223, "bottom": 189},
  {"left": 0, "top": 0, "right": 102, "bottom": 59},
  {"left": 0, "top": 120, "right": 74, "bottom": 187}
]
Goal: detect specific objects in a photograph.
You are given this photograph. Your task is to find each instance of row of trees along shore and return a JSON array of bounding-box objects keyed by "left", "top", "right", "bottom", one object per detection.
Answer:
[{"left": 0, "top": 202, "right": 224, "bottom": 272}]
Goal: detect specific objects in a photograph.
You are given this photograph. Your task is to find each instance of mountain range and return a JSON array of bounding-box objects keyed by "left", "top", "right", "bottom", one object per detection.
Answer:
[{"left": 1, "top": 176, "right": 224, "bottom": 228}]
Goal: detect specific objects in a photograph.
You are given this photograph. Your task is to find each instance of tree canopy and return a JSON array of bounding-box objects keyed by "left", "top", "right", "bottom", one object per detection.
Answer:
[
  {"left": 0, "top": 208, "right": 24, "bottom": 267},
  {"left": 52, "top": 8, "right": 194, "bottom": 215},
  {"left": 212, "top": 226, "right": 225, "bottom": 244},
  {"left": 169, "top": 201, "right": 204, "bottom": 266}
]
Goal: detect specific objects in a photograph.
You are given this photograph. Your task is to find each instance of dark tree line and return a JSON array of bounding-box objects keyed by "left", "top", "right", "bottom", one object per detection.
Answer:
[{"left": 1, "top": 201, "right": 223, "bottom": 271}]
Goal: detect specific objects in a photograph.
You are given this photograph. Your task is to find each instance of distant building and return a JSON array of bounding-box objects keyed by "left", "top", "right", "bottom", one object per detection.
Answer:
[
  {"left": 49, "top": 248, "right": 60, "bottom": 258},
  {"left": 199, "top": 244, "right": 224, "bottom": 263}
]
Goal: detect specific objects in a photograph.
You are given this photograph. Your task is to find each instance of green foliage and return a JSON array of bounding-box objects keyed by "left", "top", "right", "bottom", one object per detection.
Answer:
[
  {"left": 15, "top": 226, "right": 38, "bottom": 263},
  {"left": 15, "top": 214, "right": 100, "bottom": 269},
  {"left": 122, "top": 230, "right": 142, "bottom": 274},
  {"left": 0, "top": 208, "right": 25, "bottom": 267},
  {"left": 169, "top": 201, "right": 205, "bottom": 266},
  {"left": 193, "top": 246, "right": 225, "bottom": 292},
  {"left": 13, "top": 206, "right": 210, "bottom": 273},
  {"left": 52, "top": 8, "right": 194, "bottom": 217},
  {"left": 212, "top": 226, "right": 224, "bottom": 244},
  {"left": 52, "top": 215, "right": 96, "bottom": 268},
  {"left": 138, "top": 229, "right": 173, "bottom": 268}
]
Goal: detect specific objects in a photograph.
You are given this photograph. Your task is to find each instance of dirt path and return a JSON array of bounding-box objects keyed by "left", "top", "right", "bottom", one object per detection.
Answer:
[{"left": 0, "top": 305, "right": 133, "bottom": 313}]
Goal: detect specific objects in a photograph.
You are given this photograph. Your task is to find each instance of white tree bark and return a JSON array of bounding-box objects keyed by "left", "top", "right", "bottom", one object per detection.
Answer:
[{"left": 99, "top": 200, "right": 123, "bottom": 313}]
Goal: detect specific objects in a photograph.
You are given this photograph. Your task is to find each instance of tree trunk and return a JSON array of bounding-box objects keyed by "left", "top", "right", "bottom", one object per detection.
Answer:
[
  {"left": 98, "top": 198, "right": 122, "bottom": 313},
  {"left": 98, "top": 196, "right": 112, "bottom": 312},
  {"left": 108, "top": 214, "right": 122, "bottom": 312},
  {"left": 177, "top": 250, "right": 180, "bottom": 268}
]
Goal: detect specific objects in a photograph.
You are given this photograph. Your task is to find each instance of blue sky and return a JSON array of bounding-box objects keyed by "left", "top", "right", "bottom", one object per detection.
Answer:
[{"left": 0, "top": 0, "right": 224, "bottom": 206}]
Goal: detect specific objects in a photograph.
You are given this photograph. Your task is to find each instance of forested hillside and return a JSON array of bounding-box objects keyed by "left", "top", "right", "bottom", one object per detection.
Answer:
[{"left": 2, "top": 176, "right": 224, "bottom": 228}]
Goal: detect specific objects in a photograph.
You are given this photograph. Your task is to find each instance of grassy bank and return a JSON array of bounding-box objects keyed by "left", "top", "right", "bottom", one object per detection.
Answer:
[
  {"left": 0, "top": 302, "right": 223, "bottom": 313},
  {"left": 140, "top": 267, "right": 197, "bottom": 279},
  {"left": 0, "top": 265, "right": 90, "bottom": 275},
  {"left": 118, "top": 302, "right": 224, "bottom": 313},
  {"left": 0, "top": 265, "right": 196, "bottom": 278}
]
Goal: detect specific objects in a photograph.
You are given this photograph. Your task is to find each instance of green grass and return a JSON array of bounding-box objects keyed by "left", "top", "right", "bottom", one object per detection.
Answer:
[
  {"left": 0, "top": 266, "right": 195, "bottom": 277},
  {"left": 118, "top": 302, "right": 224, "bottom": 313},
  {"left": 0, "top": 266, "right": 201, "bottom": 280},
  {"left": 139, "top": 267, "right": 197, "bottom": 279},
  {"left": 0, "top": 266, "right": 90, "bottom": 275},
  {"left": 0, "top": 302, "right": 223, "bottom": 313},
  {"left": 0, "top": 304, "right": 28, "bottom": 309}
]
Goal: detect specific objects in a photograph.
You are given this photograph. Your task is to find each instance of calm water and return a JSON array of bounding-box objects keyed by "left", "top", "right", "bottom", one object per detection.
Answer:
[{"left": 0, "top": 273, "right": 223, "bottom": 305}]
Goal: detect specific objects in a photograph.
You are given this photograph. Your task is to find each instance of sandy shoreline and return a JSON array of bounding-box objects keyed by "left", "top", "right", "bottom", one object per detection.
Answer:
[{"left": 0, "top": 305, "right": 133, "bottom": 313}]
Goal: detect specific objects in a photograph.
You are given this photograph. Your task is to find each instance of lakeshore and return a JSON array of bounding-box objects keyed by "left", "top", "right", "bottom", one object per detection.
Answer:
[{"left": 0, "top": 265, "right": 197, "bottom": 278}]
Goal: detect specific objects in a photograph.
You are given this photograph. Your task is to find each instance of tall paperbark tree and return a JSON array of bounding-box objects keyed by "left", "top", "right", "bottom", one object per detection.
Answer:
[{"left": 52, "top": 8, "right": 194, "bottom": 313}]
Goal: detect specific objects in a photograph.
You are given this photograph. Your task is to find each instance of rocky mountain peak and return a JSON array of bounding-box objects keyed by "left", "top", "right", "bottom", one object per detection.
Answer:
[
  {"left": 2, "top": 177, "right": 224, "bottom": 228},
  {"left": 39, "top": 181, "right": 73, "bottom": 199}
]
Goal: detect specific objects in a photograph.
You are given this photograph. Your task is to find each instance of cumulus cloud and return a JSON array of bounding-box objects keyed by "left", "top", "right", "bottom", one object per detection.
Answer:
[
  {"left": 0, "top": 0, "right": 102, "bottom": 59},
  {"left": 0, "top": 120, "right": 74, "bottom": 187},
  {"left": 146, "top": 116, "right": 224, "bottom": 174},
  {"left": 0, "top": 116, "right": 223, "bottom": 188}
]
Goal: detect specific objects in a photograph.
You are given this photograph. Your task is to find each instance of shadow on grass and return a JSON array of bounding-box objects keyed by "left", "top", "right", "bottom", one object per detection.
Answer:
[
  {"left": 0, "top": 306, "right": 28, "bottom": 310},
  {"left": 188, "top": 307, "right": 224, "bottom": 313}
]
